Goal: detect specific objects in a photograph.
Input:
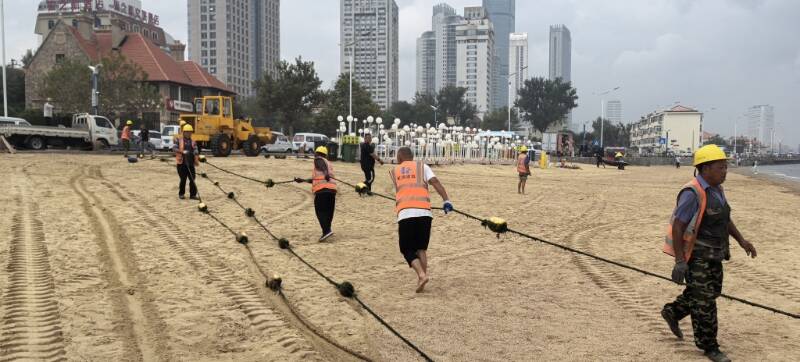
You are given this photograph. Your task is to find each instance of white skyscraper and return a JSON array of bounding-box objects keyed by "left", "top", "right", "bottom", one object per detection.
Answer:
[
  {"left": 340, "top": 0, "right": 400, "bottom": 110},
  {"left": 746, "top": 105, "right": 775, "bottom": 148},
  {"left": 456, "top": 6, "right": 494, "bottom": 118},
  {"left": 549, "top": 24, "right": 572, "bottom": 128},
  {"left": 604, "top": 100, "right": 622, "bottom": 123},
  {"left": 508, "top": 32, "right": 528, "bottom": 107},
  {"left": 188, "top": 0, "right": 280, "bottom": 97},
  {"left": 416, "top": 31, "right": 436, "bottom": 95},
  {"left": 482, "top": 0, "right": 515, "bottom": 111}
]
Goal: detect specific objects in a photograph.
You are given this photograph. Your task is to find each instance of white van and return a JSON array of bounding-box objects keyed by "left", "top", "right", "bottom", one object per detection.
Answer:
[
  {"left": 161, "top": 125, "right": 181, "bottom": 151},
  {"left": 261, "top": 131, "right": 295, "bottom": 153},
  {"left": 292, "top": 133, "right": 329, "bottom": 153}
]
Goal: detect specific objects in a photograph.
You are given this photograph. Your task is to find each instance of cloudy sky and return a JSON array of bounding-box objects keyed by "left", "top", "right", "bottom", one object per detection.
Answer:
[{"left": 5, "top": 0, "right": 799, "bottom": 147}]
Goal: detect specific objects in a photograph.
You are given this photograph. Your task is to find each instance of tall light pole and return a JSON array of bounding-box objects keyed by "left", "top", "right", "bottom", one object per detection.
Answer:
[
  {"left": 88, "top": 64, "right": 102, "bottom": 115},
  {"left": 1, "top": 0, "right": 7, "bottom": 117},
  {"left": 592, "top": 86, "right": 620, "bottom": 148},
  {"left": 506, "top": 66, "right": 528, "bottom": 132},
  {"left": 341, "top": 30, "right": 374, "bottom": 120}
]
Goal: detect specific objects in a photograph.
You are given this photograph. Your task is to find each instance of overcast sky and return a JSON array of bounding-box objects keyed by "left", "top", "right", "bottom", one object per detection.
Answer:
[{"left": 5, "top": 0, "right": 799, "bottom": 147}]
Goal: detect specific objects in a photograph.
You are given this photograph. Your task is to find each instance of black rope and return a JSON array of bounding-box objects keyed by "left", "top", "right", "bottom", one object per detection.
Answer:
[
  {"left": 205, "top": 160, "right": 265, "bottom": 183},
  {"left": 352, "top": 296, "right": 434, "bottom": 362}
]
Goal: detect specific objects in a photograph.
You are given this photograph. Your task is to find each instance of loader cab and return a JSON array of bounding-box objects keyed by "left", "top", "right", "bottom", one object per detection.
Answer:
[{"left": 197, "top": 96, "right": 232, "bottom": 118}]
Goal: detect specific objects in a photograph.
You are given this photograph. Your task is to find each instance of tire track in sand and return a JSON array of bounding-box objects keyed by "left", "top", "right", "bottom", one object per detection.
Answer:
[
  {"left": 70, "top": 165, "right": 165, "bottom": 361},
  {"left": 0, "top": 185, "right": 66, "bottom": 361},
  {"left": 99, "top": 177, "right": 371, "bottom": 361},
  {"left": 725, "top": 260, "right": 800, "bottom": 304}
]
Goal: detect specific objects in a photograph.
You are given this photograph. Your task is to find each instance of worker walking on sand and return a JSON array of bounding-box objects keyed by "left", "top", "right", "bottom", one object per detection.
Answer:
[
  {"left": 661, "top": 144, "right": 757, "bottom": 362},
  {"left": 517, "top": 146, "right": 531, "bottom": 194},
  {"left": 121, "top": 120, "right": 132, "bottom": 157},
  {"left": 296, "top": 146, "right": 337, "bottom": 241},
  {"left": 391, "top": 146, "right": 452, "bottom": 293},
  {"left": 360, "top": 132, "right": 384, "bottom": 191},
  {"left": 173, "top": 124, "right": 200, "bottom": 200}
]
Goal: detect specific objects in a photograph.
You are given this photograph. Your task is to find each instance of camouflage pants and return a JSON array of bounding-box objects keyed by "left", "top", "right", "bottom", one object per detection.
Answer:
[{"left": 663, "top": 257, "right": 723, "bottom": 351}]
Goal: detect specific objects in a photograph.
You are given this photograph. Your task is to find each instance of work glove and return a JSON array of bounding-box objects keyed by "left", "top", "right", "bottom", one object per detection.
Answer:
[
  {"left": 671, "top": 261, "right": 689, "bottom": 284},
  {"left": 442, "top": 201, "right": 453, "bottom": 214},
  {"left": 325, "top": 175, "right": 331, "bottom": 182}
]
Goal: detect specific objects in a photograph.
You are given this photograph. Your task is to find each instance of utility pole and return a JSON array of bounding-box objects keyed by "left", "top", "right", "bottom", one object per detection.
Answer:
[
  {"left": 1, "top": 0, "right": 8, "bottom": 117},
  {"left": 592, "top": 86, "right": 620, "bottom": 148}
]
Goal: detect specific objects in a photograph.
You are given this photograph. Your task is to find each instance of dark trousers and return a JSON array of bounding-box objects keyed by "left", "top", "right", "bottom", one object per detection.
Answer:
[
  {"left": 314, "top": 191, "right": 336, "bottom": 234},
  {"left": 361, "top": 165, "right": 375, "bottom": 190},
  {"left": 177, "top": 163, "right": 198, "bottom": 197},
  {"left": 663, "top": 257, "right": 723, "bottom": 352}
]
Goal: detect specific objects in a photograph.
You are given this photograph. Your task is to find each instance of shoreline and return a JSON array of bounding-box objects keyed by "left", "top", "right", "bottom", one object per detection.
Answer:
[{"left": 730, "top": 166, "right": 800, "bottom": 196}]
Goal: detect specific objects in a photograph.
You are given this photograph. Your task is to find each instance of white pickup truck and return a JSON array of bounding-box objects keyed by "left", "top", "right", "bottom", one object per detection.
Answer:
[{"left": 0, "top": 113, "right": 119, "bottom": 150}]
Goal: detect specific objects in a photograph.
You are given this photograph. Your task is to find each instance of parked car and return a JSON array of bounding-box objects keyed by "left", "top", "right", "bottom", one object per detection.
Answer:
[
  {"left": 131, "top": 129, "right": 163, "bottom": 150},
  {"left": 0, "top": 117, "right": 32, "bottom": 126},
  {"left": 292, "top": 133, "right": 329, "bottom": 153},
  {"left": 261, "top": 131, "right": 294, "bottom": 153},
  {"left": 161, "top": 125, "right": 181, "bottom": 151}
]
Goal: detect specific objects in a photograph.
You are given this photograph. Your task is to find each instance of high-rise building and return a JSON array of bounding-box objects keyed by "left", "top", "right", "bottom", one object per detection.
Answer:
[
  {"left": 416, "top": 31, "right": 436, "bottom": 96},
  {"left": 188, "top": 0, "right": 280, "bottom": 97},
  {"left": 746, "top": 105, "right": 775, "bottom": 148},
  {"left": 508, "top": 32, "right": 528, "bottom": 107},
  {"left": 604, "top": 100, "right": 622, "bottom": 123},
  {"left": 432, "top": 3, "right": 462, "bottom": 92},
  {"left": 340, "top": 0, "right": 400, "bottom": 110},
  {"left": 456, "top": 6, "right": 494, "bottom": 118},
  {"left": 482, "top": 0, "right": 514, "bottom": 111},
  {"left": 549, "top": 24, "right": 572, "bottom": 129}
]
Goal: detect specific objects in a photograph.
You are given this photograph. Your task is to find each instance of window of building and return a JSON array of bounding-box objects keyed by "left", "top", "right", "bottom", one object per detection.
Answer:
[
  {"left": 72, "top": 19, "right": 78, "bottom": 28},
  {"left": 48, "top": 20, "right": 55, "bottom": 29},
  {"left": 202, "top": 50, "right": 208, "bottom": 57},
  {"left": 55, "top": 54, "right": 65, "bottom": 64},
  {"left": 210, "top": 32, "right": 216, "bottom": 39},
  {"left": 201, "top": 24, "right": 207, "bottom": 30},
  {"left": 209, "top": 14, "right": 216, "bottom": 21},
  {"left": 210, "top": 41, "right": 216, "bottom": 48}
]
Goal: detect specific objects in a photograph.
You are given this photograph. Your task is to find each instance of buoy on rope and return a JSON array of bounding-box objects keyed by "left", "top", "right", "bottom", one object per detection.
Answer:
[
  {"left": 482, "top": 217, "right": 508, "bottom": 235},
  {"left": 245, "top": 208, "right": 255, "bottom": 217},
  {"left": 265, "top": 179, "right": 276, "bottom": 188},
  {"left": 278, "top": 238, "right": 290, "bottom": 249},
  {"left": 267, "top": 274, "right": 282, "bottom": 290},
  {"left": 236, "top": 232, "right": 249, "bottom": 245},
  {"left": 337, "top": 281, "right": 355, "bottom": 298},
  {"left": 197, "top": 203, "right": 209, "bottom": 213},
  {"left": 199, "top": 155, "right": 207, "bottom": 163}
]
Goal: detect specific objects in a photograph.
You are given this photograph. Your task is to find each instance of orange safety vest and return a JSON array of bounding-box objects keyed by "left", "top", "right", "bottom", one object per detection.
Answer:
[
  {"left": 121, "top": 126, "right": 131, "bottom": 140},
  {"left": 311, "top": 158, "right": 337, "bottom": 193},
  {"left": 175, "top": 137, "right": 199, "bottom": 165},
  {"left": 391, "top": 161, "right": 431, "bottom": 214},
  {"left": 663, "top": 178, "right": 707, "bottom": 261},
  {"left": 517, "top": 153, "right": 528, "bottom": 173}
]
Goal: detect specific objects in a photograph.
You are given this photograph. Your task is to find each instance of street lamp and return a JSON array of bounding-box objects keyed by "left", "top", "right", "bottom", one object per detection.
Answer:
[
  {"left": 592, "top": 86, "right": 621, "bottom": 148},
  {"left": 430, "top": 105, "right": 438, "bottom": 125},
  {"left": 340, "top": 30, "right": 374, "bottom": 120},
  {"left": 506, "top": 66, "right": 528, "bottom": 132}
]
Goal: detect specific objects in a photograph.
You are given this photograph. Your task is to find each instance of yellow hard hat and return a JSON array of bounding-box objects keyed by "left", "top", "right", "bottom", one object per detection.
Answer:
[
  {"left": 519, "top": 146, "right": 528, "bottom": 153},
  {"left": 615, "top": 152, "right": 623, "bottom": 157},
  {"left": 315, "top": 146, "right": 328, "bottom": 155},
  {"left": 126, "top": 120, "right": 133, "bottom": 125},
  {"left": 182, "top": 124, "right": 194, "bottom": 132},
  {"left": 179, "top": 120, "right": 186, "bottom": 126},
  {"left": 693, "top": 144, "right": 728, "bottom": 166}
]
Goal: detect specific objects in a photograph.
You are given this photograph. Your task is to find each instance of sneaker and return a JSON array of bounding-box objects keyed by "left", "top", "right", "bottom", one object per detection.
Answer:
[
  {"left": 178, "top": 195, "right": 186, "bottom": 200},
  {"left": 704, "top": 349, "right": 731, "bottom": 362},
  {"left": 661, "top": 309, "right": 683, "bottom": 339},
  {"left": 319, "top": 231, "right": 334, "bottom": 242}
]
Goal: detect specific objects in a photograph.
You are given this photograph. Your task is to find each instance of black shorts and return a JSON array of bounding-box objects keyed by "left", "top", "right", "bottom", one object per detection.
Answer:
[{"left": 398, "top": 216, "right": 432, "bottom": 266}]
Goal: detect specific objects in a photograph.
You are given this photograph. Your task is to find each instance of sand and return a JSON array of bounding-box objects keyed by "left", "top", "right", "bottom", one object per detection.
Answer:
[{"left": 0, "top": 153, "right": 797, "bottom": 361}]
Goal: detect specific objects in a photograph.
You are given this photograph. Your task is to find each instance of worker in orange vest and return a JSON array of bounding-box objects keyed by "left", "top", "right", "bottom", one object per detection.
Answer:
[
  {"left": 173, "top": 124, "right": 200, "bottom": 200},
  {"left": 296, "top": 146, "right": 337, "bottom": 241},
  {"left": 390, "top": 146, "right": 452, "bottom": 293},
  {"left": 661, "top": 144, "right": 757, "bottom": 362},
  {"left": 121, "top": 120, "right": 132, "bottom": 157},
  {"left": 516, "top": 146, "right": 531, "bottom": 194}
]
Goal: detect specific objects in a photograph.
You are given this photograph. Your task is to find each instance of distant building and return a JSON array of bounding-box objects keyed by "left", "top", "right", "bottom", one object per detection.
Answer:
[
  {"left": 432, "top": 3, "right": 462, "bottom": 93},
  {"left": 456, "top": 6, "right": 494, "bottom": 119},
  {"left": 630, "top": 105, "right": 703, "bottom": 154},
  {"left": 416, "top": 31, "right": 436, "bottom": 96},
  {"left": 340, "top": 0, "right": 400, "bottom": 110},
  {"left": 549, "top": 24, "right": 572, "bottom": 129},
  {"left": 482, "top": 0, "right": 515, "bottom": 110},
  {"left": 745, "top": 105, "right": 775, "bottom": 150},
  {"left": 26, "top": 20, "right": 232, "bottom": 129},
  {"left": 188, "top": 0, "right": 281, "bottom": 97},
  {"left": 604, "top": 100, "right": 622, "bottom": 123},
  {"left": 508, "top": 32, "right": 528, "bottom": 105}
]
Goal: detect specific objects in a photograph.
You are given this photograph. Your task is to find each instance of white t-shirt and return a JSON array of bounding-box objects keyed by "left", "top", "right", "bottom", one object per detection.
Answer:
[{"left": 397, "top": 164, "right": 436, "bottom": 222}]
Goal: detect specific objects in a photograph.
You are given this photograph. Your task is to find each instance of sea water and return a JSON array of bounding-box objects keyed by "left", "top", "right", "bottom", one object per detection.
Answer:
[{"left": 751, "top": 163, "right": 800, "bottom": 182}]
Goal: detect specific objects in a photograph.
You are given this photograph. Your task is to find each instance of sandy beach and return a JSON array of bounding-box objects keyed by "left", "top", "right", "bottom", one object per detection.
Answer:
[{"left": 0, "top": 153, "right": 798, "bottom": 361}]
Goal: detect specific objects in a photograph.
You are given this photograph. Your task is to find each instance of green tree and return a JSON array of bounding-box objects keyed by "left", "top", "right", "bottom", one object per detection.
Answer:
[
  {"left": 254, "top": 57, "right": 323, "bottom": 135},
  {"left": 384, "top": 100, "right": 415, "bottom": 124},
  {"left": 39, "top": 59, "right": 92, "bottom": 114},
  {"left": 515, "top": 77, "right": 578, "bottom": 133},
  {"left": 436, "top": 85, "right": 477, "bottom": 126},
  {"left": 590, "top": 117, "right": 631, "bottom": 147},
  {"left": 98, "top": 53, "right": 160, "bottom": 118},
  {"left": 481, "top": 107, "right": 519, "bottom": 131},
  {"left": 0, "top": 67, "right": 26, "bottom": 115},
  {"left": 704, "top": 134, "right": 728, "bottom": 147},
  {"left": 313, "top": 73, "right": 380, "bottom": 136},
  {"left": 21, "top": 49, "right": 34, "bottom": 68}
]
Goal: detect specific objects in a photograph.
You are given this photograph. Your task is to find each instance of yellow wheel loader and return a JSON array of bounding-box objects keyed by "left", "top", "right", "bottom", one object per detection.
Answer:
[{"left": 178, "top": 96, "right": 272, "bottom": 157}]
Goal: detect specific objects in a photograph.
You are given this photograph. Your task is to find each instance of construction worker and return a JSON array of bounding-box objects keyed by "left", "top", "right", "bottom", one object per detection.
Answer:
[
  {"left": 173, "top": 124, "right": 200, "bottom": 200},
  {"left": 661, "top": 144, "right": 757, "bottom": 362},
  {"left": 297, "top": 146, "right": 337, "bottom": 241},
  {"left": 138, "top": 124, "right": 150, "bottom": 157},
  {"left": 614, "top": 151, "right": 625, "bottom": 170},
  {"left": 121, "top": 120, "right": 133, "bottom": 157},
  {"left": 360, "top": 132, "right": 384, "bottom": 191},
  {"left": 516, "top": 146, "right": 531, "bottom": 194},
  {"left": 391, "top": 146, "right": 452, "bottom": 293}
]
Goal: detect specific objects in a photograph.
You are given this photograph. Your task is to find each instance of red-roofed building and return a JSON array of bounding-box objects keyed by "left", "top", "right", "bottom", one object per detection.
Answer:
[{"left": 26, "top": 19, "right": 234, "bottom": 130}]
